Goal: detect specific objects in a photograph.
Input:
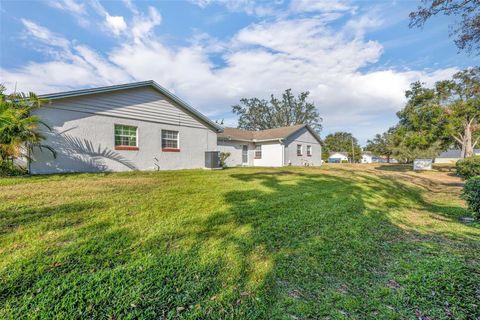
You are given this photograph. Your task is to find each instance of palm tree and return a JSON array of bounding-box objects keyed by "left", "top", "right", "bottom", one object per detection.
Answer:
[{"left": 0, "top": 86, "right": 55, "bottom": 171}]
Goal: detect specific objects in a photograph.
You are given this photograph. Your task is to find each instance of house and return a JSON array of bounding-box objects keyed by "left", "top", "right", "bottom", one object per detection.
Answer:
[
  {"left": 361, "top": 152, "right": 373, "bottom": 164},
  {"left": 328, "top": 152, "right": 349, "bottom": 163},
  {"left": 30, "top": 81, "right": 223, "bottom": 174},
  {"left": 363, "top": 154, "right": 399, "bottom": 164},
  {"left": 217, "top": 125, "right": 322, "bottom": 167},
  {"left": 434, "top": 149, "right": 480, "bottom": 164}
]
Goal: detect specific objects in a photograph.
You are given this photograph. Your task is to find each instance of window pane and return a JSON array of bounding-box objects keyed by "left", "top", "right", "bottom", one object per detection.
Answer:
[
  {"left": 114, "top": 124, "right": 137, "bottom": 146},
  {"left": 162, "top": 130, "right": 179, "bottom": 149},
  {"left": 255, "top": 145, "right": 262, "bottom": 158}
]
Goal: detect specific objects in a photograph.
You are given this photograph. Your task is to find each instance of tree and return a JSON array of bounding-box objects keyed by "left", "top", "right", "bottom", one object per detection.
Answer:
[
  {"left": 0, "top": 86, "right": 55, "bottom": 170},
  {"left": 323, "top": 132, "right": 362, "bottom": 162},
  {"left": 365, "top": 130, "right": 394, "bottom": 163},
  {"left": 387, "top": 125, "right": 443, "bottom": 163},
  {"left": 409, "top": 0, "right": 480, "bottom": 53},
  {"left": 232, "top": 89, "right": 322, "bottom": 132},
  {"left": 439, "top": 68, "right": 480, "bottom": 157},
  {"left": 396, "top": 81, "right": 449, "bottom": 152},
  {"left": 395, "top": 67, "right": 480, "bottom": 159}
]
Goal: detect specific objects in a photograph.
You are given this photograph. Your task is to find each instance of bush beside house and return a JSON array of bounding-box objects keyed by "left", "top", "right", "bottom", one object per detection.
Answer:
[
  {"left": 219, "top": 151, "right": 231, "bottom": 168},
  {"left": 0, "top": 86, "right": 54, "bottom": 176}
]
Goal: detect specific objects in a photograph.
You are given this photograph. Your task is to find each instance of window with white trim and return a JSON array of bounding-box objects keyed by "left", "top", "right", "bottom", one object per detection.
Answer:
[
  {"left": 162, "top": 130, "right": 179, "bottom": 149},
  {"left": 307, "top": 145, "right": 312, "bottom": 156},
  {"left": 114, "top": 124, "right": 137, "bottom": 147},
  {"left": 255, "top": 145, "right": 262, "bottom": 159},
  {"left": 297, "top": 144, "right": 302, "bottom": 156}
]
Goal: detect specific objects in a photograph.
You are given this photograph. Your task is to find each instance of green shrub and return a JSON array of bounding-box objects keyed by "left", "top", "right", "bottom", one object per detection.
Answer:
[
  {"left": 341, "top": 159, "right": 349, "bottom": 163},
  {"left": 0, "top": 160, "right": 26, "bottom": 177},
  {"left": 456, "top": 156, "right": 480, "bottom": 179},
  {"left": 219, "top": 152, "right": 231, "bottom": 167},
  {"left": 462, "top": 176, "right": 480, "bottom": 219}
]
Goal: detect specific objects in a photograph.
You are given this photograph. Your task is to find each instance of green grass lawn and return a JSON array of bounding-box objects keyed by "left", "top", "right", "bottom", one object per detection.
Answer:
[{"left": 1, "top": 165, "right": 479, "bottom": 319}]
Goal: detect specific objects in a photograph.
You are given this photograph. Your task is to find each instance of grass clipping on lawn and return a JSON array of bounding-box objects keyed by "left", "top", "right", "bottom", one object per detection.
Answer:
[{"left": 0, "top": 164, "right": 479, "bottom": 319}]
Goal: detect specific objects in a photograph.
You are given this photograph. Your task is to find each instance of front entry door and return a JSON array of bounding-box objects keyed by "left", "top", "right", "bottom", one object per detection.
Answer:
[{"left": 242, "top": 145, "right": 248, "bottom": 164}]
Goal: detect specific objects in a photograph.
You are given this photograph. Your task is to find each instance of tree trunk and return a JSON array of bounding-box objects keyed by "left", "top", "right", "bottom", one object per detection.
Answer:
[
  {"left": 387, "top": 155, "right": 390, "bottom": 163},
  {"left": 462, "top": 120, "right": 474, "bottom": 158}
]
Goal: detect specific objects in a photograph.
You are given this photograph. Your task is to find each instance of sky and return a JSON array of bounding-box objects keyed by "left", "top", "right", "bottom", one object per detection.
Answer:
[{"left": 1, "top": 0, "right": 478, "bottom": 144}]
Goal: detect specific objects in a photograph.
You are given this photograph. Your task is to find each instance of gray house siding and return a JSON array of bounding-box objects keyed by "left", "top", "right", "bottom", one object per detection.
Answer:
[
  {"left": 30, "top": 87, "right": 217, "bottom": 174},
  {"left": 284, "top": 127, "right": 322, "bottom": 166},
  {"left": 41, "top": 87, "right": 207, "bottom": 129}
]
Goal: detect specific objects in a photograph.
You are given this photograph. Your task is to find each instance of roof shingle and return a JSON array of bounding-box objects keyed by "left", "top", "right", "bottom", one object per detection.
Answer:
[
  {"left": 217, "top": 124, "right": 308, "bottom": 141},
  {"left": 437, "top": 149, "right": 480, "bottom": 158}
]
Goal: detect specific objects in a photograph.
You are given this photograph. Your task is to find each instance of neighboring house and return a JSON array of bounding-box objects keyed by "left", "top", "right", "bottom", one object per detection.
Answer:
[
  {"left": 434, "top": 149, "right": 480, "bottom": 164},
  {"left": 30, "top": 81, "right": 223, "bottom": 174},
  {"left": 361, "top": 152, "right": 373, "bottom": 164},
  {"left": 328, "top": 152, "right": 349, "bottom": 163},
  {"left": 364, "top": 154, "right": 398, "bottom": 163},
  {"left": 217, "top": 124, "right": 322, "bottom": 167}
]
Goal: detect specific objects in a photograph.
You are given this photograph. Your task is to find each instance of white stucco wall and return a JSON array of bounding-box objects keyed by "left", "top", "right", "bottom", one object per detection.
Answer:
[
  {"left": 217, "top": 140, "right": 254, "bottom": 167},
  {"left": 30, "top": 88, "right": 218, "bottom": 174},
  {"left": 253, "top": 142, "right": 283, "bottom": 167},
  {"left": 434, "top": 158, "right": 460, "bottom": 164},
  {"left": 328, "top": 153, "right": 349, "bottom": 163},
  {"left": 361, "top": 155, "right": 373, "bottom": 163},
  {"left": 284, "top": 127, "right": 322, "bottom": 166}
]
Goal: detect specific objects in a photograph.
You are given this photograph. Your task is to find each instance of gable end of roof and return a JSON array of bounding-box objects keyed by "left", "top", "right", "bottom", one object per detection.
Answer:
[
  {"left": 218, "top": 124, "right": 322, "bottom": 144},
  {"left": 39, "top": 81, "right": 223, "bottom": 133}
]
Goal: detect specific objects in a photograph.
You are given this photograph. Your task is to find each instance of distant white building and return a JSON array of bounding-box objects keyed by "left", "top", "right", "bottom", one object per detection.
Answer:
[
  {"left": 435, "top": 149, "right": 480, "bottom": 164},
  {"left": 361, "top": 152, "right": 373, "bottom": 163},
  {"left": 328, "top": 152, "right": 349, "bottom": 163}
]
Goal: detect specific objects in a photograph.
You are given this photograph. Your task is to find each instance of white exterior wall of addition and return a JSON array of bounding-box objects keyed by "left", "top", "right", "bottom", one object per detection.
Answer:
[
  {"left": 30, "top": 87, "right": 218, "bottom": 174},
  {"left": 217, "top": 140, "right": 255, "bottom": 167},
  {"left": 253, "top": 142, "right": 283, "bottom": 167}
]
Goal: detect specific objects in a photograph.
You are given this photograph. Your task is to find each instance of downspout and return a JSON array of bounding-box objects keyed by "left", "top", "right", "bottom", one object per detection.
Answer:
[
  {"left": 279, "top": 138, "right": 285, "bottom": 166},
  {"left": 27, "top": 143, "right": 31, "bottom": 174}
]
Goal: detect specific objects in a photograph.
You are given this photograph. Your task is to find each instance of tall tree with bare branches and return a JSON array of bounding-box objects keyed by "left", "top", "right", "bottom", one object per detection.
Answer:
[
  {"left": 395, "top": 67, "right": 480, "bottom": 158},
  {"left": 409, "top": 0, "right": 480, "bottom": 54}
]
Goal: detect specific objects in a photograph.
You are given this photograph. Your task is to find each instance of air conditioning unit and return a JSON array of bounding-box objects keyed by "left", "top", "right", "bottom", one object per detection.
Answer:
[{"left": 205, "top": 151, "right": 221, "bottom": 169}]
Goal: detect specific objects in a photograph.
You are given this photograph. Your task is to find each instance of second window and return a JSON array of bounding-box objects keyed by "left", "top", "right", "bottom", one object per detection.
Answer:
[{"left": 162, "top": 130, "right": 179, "bottom": 149}]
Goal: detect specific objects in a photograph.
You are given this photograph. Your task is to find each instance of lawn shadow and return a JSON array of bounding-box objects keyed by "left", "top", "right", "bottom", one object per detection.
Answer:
[
  {"left": 0, "top": 201, "right": 106, "bottom": 236},
  {"left": 200, "top": 169, "right": 478, "bottom": 318},
  {"left": 1, "top": 169, "right": 478, "bottom": 319}
]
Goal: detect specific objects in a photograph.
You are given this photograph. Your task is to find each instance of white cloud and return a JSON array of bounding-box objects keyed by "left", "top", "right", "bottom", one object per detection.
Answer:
[
  {"left": 189, "top": 0, "right": 282, "bottom": 17},
  {"left": 48, "top": 0, "right": 85, "bottom": 15},
  {"left": 49, "top": 0, "right": 133, "bottom": 37},
  {"left": 3, "top": 6, "right": 460, "bottom": 143},
  {"left": 48, "top": 0, "right": 91, "bottom": 27},
  {"left": 105, "top": 14, "right": 127, "bottom": 36},
  {"left": 21, "top": 19, "right": 71, "bottom": 51},
  {"left": 290, "top": 0, "right": 355, "bottom": 13},
  {"left": 88, "top": 0, "right": 129, "bottom": 36},
  {"left": 130, "top": 6, "right": 162, "bottom": 43}
]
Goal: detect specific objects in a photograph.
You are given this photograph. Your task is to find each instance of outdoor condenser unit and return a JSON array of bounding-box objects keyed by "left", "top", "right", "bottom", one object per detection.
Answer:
[{"left": 205, "top": 151, "right": 221, "bottom": 169}]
